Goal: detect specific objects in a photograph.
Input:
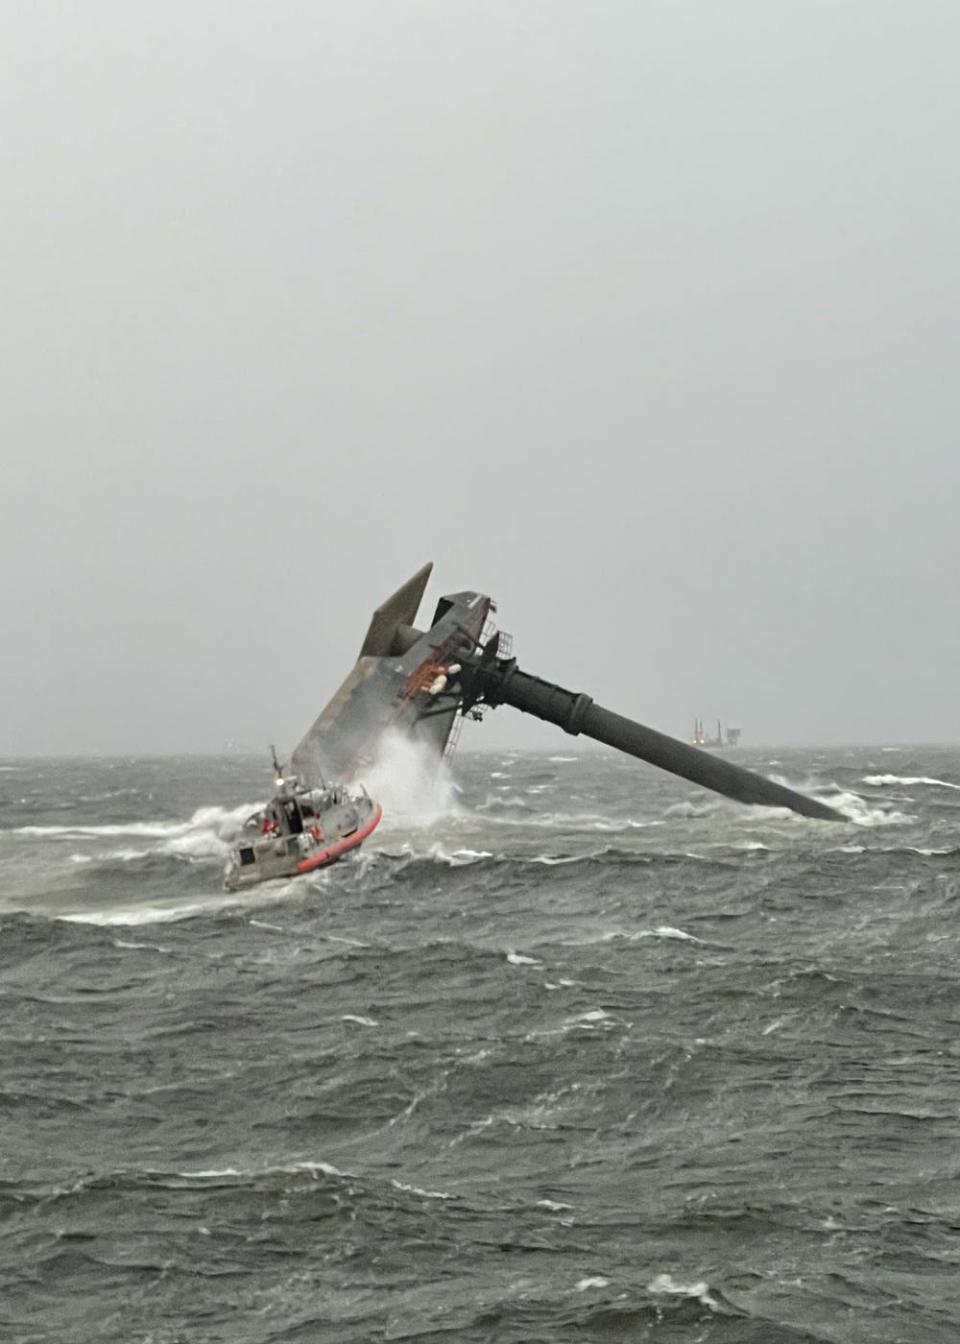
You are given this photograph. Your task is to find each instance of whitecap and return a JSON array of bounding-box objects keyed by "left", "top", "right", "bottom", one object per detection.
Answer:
[
  {"left": 391, "top": 1180, "right": 457, "bottom": 1200},
  {"left": 289, "top": 1160, "right": 349, "bottom": 1178},
  {"left": 647, "top": 1272, "right": 719, "bottom": 1311},
  {"left": 507, "top": 951, "right": 540, "bottom": 966},
  {"left": 60, "top": 901, "right": 224, "bottom": 927},
  {"left": 576, "top": 1276, "right": 610, "bottom": 1291},
  {"left": 826, "top": 790, "right": 915, "bottom": 826},
  {"left": 665, "top": 798, "right": 770, "bottom": 820},
  {"left": 630, "top": 926, "right": 700, "bottom": 943},
  {"left": 161, "top": 832, "right": 231, "bottom": 861},
  {"left": 15, "top": 801, "right": 261, "bottom": 843},
  {"left": 176, "top": 1167, "right": 243, "bottom": 1179},
  {"left": 427, "top": 844, "right": 493, "bottom": 866},
  {"left": 341, "top": 1014, "right": 378, "bottom": 1027},
  {"left": 863, "top": 774, "right": 960, "bottom": 791},
  {"left": 479, "top": 807, "right": 659, "bottom": 833}
]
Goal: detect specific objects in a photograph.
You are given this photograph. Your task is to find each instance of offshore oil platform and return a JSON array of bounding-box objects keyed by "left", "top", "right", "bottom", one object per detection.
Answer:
[
  {"left": 291, "top": 565, "right": 842, "bottom": 823},
  {"left": 692, "top": 719, "right": 742, "bottom": 749}
]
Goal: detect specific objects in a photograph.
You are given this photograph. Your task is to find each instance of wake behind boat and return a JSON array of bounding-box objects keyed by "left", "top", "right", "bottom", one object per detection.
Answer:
[{"left": 224, "top": 761, "right": 381, "bottom": 891}]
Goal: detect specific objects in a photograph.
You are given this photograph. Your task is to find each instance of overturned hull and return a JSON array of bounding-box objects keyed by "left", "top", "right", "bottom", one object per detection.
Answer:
[
  {"left": 292, "top": 564, "right": 843, "bottom": 824},
  {"left": 291, "top": 564, "right": 491, "bottom": 786}
]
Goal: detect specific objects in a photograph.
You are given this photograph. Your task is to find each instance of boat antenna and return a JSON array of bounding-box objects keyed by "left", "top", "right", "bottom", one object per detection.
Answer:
[{"left": 269, "top": 743, "right": 284, "bottom": 782}]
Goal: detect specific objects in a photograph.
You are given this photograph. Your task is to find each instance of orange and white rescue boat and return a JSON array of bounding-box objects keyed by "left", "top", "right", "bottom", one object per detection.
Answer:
[{"left": 224, "top": 772, "right": 381, "bottom": 891}]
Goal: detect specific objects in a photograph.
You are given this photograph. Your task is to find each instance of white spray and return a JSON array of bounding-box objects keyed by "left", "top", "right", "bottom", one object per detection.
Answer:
[{"left": 357, "top": 728, "right": 461, "bottom": 831}]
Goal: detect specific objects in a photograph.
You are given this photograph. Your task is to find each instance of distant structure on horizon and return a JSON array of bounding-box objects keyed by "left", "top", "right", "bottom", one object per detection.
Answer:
[{"left": 692, "top": 718, "right": 742, "bottom": 749}]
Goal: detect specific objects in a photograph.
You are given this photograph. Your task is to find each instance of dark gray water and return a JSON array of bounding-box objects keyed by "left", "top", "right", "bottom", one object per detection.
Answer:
[{"left": 3, "top": 745, "right": 960, "bottom": 1342}]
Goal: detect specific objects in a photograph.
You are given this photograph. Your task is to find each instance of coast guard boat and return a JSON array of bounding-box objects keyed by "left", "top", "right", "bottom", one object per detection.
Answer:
[{"left": 224, "top": 755, "right": 382, "bottom": 891}]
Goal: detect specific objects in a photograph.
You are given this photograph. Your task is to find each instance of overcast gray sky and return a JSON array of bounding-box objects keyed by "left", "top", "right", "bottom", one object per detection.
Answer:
[{"left": 3, "top": 2, "right": 959, "bottom": 755}]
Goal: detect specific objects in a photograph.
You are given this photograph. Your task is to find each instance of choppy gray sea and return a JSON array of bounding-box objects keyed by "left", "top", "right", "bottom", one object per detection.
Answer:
[{"left": 3, "top": 745, "right": 960, "bottom": 1343}]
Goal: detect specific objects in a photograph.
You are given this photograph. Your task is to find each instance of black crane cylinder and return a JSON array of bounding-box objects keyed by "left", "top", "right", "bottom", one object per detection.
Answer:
[{"left": 490, "top": 665, "right": 842, "bottom": 823}]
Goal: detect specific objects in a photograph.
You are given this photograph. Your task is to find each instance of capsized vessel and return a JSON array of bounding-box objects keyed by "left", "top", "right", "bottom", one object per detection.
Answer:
[
  {"left": 290, "top": 563, "right": 844, "bottom": 823},
  {"left": 224, "top": 765, "right": 382, "bottom": 891}
]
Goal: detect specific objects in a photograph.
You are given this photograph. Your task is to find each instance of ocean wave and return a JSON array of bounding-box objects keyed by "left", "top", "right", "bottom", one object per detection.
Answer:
[
  {"left": 381, "top": 842, "right": 495, "bottom": 869},
  {"left": 747, "top": 773, "right": 920, "bottom": 827},
  {"left": 560, "top": 924, "right": 704, "bottom": 948},
  {"left": 13, "top": 1160, "right": 355, "bottom": 1205},
  {"left": 17, "top": 1156, "right": 472, "bottom": 1213},
  {"left": 112, "top": 938, "right": 172, "bottom": 953},
  {"left": 827, "top": 842, "right": 960, "bottom": 860},
  {"left": 863, "top": 773, "right": 960, "bottom": 791},
  {"left": 823, "top": 789, "right": 916, "bottom": 827},
  {"left": 13, "top": 802, "right": 260, "bottom": 845},
  {"left": 390, "top": 1179, "right": 457, "bottom": 1200},
  {"left": 647, "top": 1272, "right": 720, "bottom": 1312},
  {"left": 13, "top": 804, "right": 263, "bottom": 894},
  {"left": 474, "top": 799, "right": 662, "bottom": 832},
  {"left": 70, "top": 848, "right": 149, "bottom": 864},
  {"left": 59, "top": 898, "right": 238, "bottom": 927},
  {"left": 54, "top": 864, "right": 308, "bottom": 925},
  {"left": 375, "top": 845, "right": 748, "bottom": 882},
  {"left": 631, "top": 925, "right": 701, "bottom": 943},
  {"left": 665, "top": 798, "right": 797, "bottom": 822}
]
